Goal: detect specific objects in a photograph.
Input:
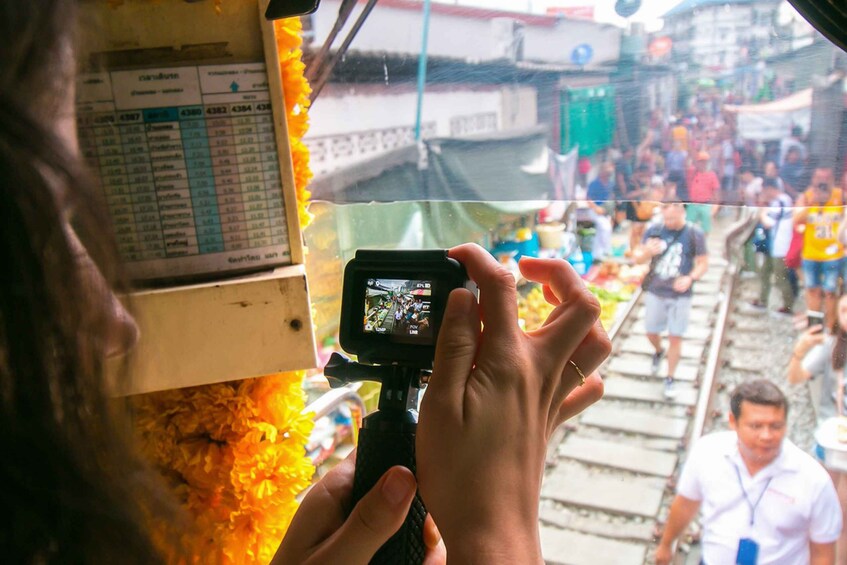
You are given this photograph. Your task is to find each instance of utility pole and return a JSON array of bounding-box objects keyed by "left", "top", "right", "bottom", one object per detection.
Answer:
[{"left": 414, "top": 0, "right": 432, "bottom": 141}]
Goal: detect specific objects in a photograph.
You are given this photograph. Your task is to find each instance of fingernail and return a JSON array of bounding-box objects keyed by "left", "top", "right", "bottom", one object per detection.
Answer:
[
  {"left": 449, "top": 289, "right": 474, "bottom": 315},
  {"left": 381, "top": 468, "right": 415, "bottom": 506}
]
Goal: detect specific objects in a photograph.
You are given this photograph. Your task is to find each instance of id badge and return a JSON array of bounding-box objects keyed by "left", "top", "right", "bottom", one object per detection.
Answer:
[{"left": 736, "top": 538, "right": 759, "bottom": 565}]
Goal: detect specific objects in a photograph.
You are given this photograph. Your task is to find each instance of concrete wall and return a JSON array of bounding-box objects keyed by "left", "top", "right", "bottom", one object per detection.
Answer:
[
  {"left": 305, "top": 84, "right": 538, "bottom": 175},
  {"left": 309, "top": 0, "right": 621, "bottom": 68}
]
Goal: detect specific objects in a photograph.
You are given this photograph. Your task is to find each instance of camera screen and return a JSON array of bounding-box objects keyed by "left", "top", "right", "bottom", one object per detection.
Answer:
[{"left": 363, "top": 278, "right": 433, "bottom": 339}]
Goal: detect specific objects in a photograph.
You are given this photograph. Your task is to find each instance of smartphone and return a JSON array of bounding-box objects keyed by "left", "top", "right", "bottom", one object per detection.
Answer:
[{"left": 808, "top": 310, "right": 825, "bottom": 331}]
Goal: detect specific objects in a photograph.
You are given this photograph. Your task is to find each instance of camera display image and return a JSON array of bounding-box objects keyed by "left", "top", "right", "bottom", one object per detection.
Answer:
[{"left": 363, "top": 278, "right": 433, "bottom": 338}]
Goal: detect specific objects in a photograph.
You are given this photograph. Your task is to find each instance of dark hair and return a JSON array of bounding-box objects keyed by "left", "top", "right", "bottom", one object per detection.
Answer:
[
  {"left": 830, "top": 332, "right": 847, "bottom": 372},
  {"left": 834, "top": 307, "right": 847, "bottom": 370},
  {"left": 730, "top": 380, "right": 788, "bottom": 420},
  {"left": 0, "top": 2, "right": 182, "bottom": 562}
]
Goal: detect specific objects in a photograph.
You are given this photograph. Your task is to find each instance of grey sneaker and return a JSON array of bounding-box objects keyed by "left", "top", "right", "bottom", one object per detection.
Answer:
[
  {"left": 651, "top": 349, "right": 665, "bottom": 375},
  {"left": 664, "top": 377, "right": 678, "bottom": 399}
]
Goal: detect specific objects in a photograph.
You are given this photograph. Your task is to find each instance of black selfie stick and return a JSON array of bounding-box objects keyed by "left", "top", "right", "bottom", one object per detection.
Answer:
[{"left": 324, "top": 352, "right": 428, "bottom": 565}]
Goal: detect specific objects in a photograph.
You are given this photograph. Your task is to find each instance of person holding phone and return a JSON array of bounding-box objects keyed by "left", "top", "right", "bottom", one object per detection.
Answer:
[{"left": 789, "top": 295, "right": 847, "bottom": 563}]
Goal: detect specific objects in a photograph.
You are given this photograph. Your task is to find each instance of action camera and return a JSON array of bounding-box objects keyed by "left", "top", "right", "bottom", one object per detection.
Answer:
[{"left": 338, "top": 249, "right": 474, "bottom": 368}]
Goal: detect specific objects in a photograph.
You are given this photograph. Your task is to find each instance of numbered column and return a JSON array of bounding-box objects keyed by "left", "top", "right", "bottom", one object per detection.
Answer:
[
  {"left": 207, "top": 104, "right": 247, "bottom": 251},
  {"left": 181, "top": 105, "right": 223, "bottom": 254},
  {"left": 145, "top": 108, "right": 197, "bottom": 258},
  {"left": 232, "top": 104, "right": 270, "bottom": 248},
  {"left": 116, "top": 110, "right": 150, "bottom": 261},
  {"left": 77, "top": 114, "right": 100, "bottom": 170},
  {"left": 93, "top": 112, "right": 137, "bottom": 255},
  {"left": 256, "top": 107, "right": 287, "bottom": 244}
]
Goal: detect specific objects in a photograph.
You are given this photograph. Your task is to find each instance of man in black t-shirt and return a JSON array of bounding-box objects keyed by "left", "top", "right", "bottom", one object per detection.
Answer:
[{"left": 633, "top": 203, "right": 709, "bottom": 398}]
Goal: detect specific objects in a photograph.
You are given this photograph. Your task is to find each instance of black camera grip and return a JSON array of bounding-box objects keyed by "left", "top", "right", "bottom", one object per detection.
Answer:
[{"left": 352, "top": 425, "right": 426, "bottom": 565}]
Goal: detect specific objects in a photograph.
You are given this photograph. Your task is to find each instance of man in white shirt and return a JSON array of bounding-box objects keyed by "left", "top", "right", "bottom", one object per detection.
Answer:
[
  {"left": 739, "top": 167, "right": 763, "bottom": 206},
  {"left": 749, "top": 178, "right": 795, "bottom": 314},
  {"left": 655, "top": 380, "right": 841, "bottom": 565}
]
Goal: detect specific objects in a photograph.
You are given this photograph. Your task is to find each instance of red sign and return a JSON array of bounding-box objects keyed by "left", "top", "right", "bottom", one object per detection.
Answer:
[
  {"left": 648, "top": 36, "right": 673, "bottom": 58},
  {"left": 546, "top": 6, "right": 595, "bottom": 21}
]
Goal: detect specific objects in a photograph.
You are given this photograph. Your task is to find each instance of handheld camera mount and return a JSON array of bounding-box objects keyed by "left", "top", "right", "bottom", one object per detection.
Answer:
[
  {"left": 326, "top": 249, "right": 472, "bottom": 564},
  {"left": 325, "top": 352, "right": 430, "bottom": 565}
]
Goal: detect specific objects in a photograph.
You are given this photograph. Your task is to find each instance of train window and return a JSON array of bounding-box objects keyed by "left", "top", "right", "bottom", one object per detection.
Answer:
[{"left": 301, "top": 1, "right": 847, "bottom": 563}]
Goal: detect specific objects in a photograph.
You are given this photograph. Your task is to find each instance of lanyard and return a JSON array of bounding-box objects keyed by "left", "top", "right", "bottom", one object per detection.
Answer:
[{"left": 732, "top": 464, "right": 772, "bottom": 527}]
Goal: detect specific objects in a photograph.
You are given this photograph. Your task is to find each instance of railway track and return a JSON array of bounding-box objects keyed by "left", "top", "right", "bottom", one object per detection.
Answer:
[{"left": 538, "top": 215, "right": 752, "bottom": 565}]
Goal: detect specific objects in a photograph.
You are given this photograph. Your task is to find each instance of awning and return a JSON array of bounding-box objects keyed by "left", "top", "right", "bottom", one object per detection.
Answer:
[
  {"left": 308, "top": 126, "right": 555, "bottom": 203},
  {"left": 724, "top": 89, "right": 812, "bottom": 140},
  {"left": 724, "top": 88, "right": 812, "bottom": 114}
]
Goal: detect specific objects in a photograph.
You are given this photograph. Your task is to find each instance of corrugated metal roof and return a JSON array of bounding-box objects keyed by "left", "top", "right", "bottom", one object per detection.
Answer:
[{"left": 663, "top": 0, "right": 776, "bottom": 19}]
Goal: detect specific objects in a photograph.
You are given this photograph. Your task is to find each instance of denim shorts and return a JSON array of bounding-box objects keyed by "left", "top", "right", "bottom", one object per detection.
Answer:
[
  {"left": 644, "top": 292, "right": 692, "bottom": 337},
  {"left": 802, "top": 258, "right": 842, "bottom": 292}
]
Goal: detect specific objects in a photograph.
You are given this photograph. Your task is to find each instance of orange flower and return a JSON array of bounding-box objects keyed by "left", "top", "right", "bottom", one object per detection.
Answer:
[
  {"left": 275, "top": 17, "right": 314, "bottom": 229},
  {"left": 133, "top": 370, "right": 315, "bottom": 564}
]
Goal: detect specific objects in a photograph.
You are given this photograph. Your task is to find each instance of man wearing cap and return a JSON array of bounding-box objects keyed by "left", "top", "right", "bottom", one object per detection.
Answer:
[
  {"left": 655, "top": 380, "right": 841, "bottom": 565},
  {"left": 686, "top": 151, "right": 720, "bottom": 234},
  {"left": 794, "top": 168, "right": 844, "bottom": 330}
]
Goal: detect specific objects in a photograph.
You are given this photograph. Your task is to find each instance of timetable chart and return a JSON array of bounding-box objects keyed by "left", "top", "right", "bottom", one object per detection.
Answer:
[{"left": 76, "top": 63, "right": 291, "bottom": 281}]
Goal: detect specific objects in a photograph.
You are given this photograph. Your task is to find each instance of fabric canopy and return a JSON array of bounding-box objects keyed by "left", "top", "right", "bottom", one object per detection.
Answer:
[
  {"left": 308, "top": 126, "right": 555, "bottom": 203},
  {"left": 724, "top": 89, "right": 812, "bottom": 140}
]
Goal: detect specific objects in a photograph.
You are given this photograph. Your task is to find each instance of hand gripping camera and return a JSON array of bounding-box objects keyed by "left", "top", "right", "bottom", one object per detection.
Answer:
[{"left": 325, "top": 250, "right": 474, "bottom": 564}]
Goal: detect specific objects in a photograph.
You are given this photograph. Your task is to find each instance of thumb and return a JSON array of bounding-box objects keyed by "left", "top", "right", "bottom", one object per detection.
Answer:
[
  {"left": 312, "top": 466, "right": 417, "bottom": 564},
  {"left": 424, "top": 288, "right": 480, "bottom": 418}
]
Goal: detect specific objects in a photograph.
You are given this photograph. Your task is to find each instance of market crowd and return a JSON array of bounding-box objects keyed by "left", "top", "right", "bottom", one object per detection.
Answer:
[{"left": 573, "top": 97, "right": 847, "bottom": 563}]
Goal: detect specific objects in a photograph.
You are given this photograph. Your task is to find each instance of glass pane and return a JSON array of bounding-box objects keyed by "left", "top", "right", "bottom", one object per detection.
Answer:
[{"left": 301, "top": 1, "right": 847, "bottom": 562}]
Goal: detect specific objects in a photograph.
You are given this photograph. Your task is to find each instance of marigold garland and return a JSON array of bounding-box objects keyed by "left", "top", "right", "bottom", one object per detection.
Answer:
[
  {"left": 133, "top": 373, "right": 315, "bottom": 564},
  {"left": 124, "top": 4, "right": 317, "bottom": 563},
  {"left": 275, "top": 16, "right": 314, "bottom": 229}
]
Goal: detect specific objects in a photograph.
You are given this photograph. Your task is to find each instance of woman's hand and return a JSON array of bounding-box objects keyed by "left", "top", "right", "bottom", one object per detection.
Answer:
[
  {"left": 796, "top": 325, "right": 826, "bottom": 358},
  {"left": 272, "top": 451, "right": 445, "bottom": 565},
  {"left": 416, "top": 244, "right": 610, "bottom": 563}
]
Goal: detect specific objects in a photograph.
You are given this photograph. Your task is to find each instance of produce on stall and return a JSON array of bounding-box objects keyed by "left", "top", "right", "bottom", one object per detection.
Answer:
[{"left": 518, "top": 278, "right": 635, "bottom": 332}]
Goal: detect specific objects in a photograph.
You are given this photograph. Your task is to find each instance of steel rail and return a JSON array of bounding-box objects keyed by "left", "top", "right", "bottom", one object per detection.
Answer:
[
  {"left": 688, "top": 209, "right": 755, "bottom": 445},
  {"left": 304, "top": 382, "right": 365, "bottom": 421},
  {"left": 607, "top": 285, "right": 643, "bottom": 342}
]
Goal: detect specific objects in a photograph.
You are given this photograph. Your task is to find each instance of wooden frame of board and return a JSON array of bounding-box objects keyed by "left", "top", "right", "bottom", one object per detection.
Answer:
[{"left": 80, "top": 0, "right": 317, "bottom": 394}]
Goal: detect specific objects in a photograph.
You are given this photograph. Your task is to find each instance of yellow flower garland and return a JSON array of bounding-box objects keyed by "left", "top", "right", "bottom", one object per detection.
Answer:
[
  {"left": 134, "top": 373, "right": 315, "bottom": 563},
  {"left": 129, "top": 9, "right": 317, "bottom": 564},
  {"left": 275, "top": 16, "right": 314, "bottom": 229}
]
